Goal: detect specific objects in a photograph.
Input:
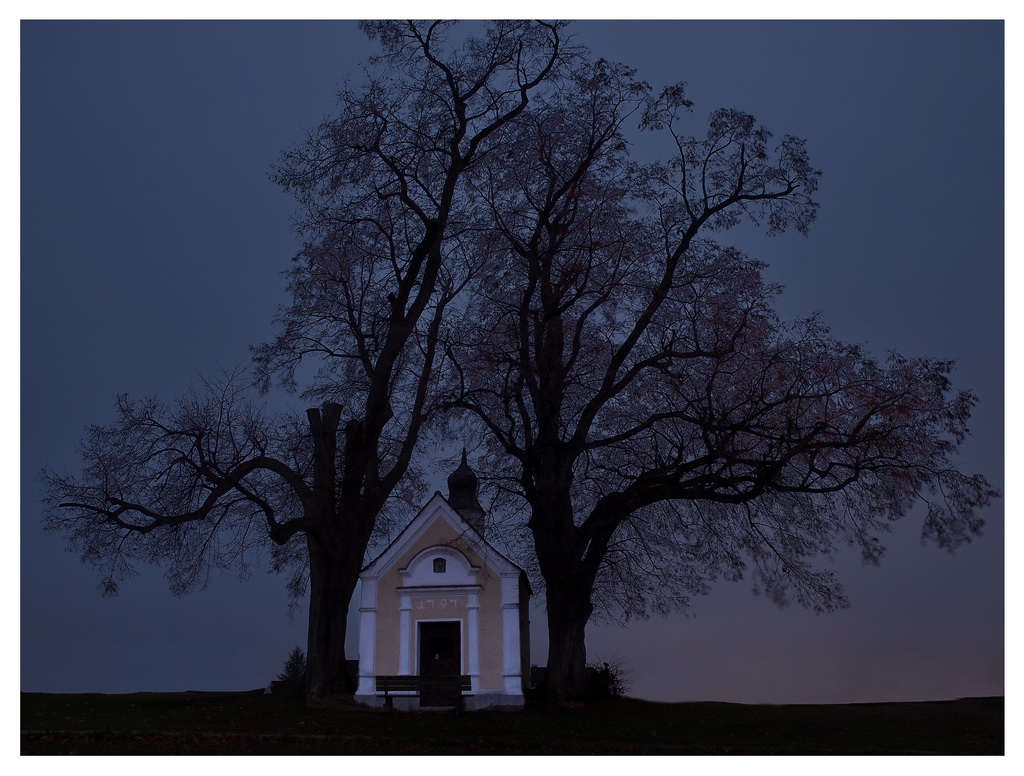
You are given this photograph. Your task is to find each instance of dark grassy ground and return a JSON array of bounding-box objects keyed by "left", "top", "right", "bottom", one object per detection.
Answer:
[{"left": 21, "top": 691, "right": 1003, "bottom": 755}]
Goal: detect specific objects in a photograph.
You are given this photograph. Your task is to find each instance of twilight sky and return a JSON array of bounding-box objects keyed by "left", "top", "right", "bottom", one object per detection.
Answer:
[{"left": 20, "top": 17, "right": 1004, "bottom": 705}]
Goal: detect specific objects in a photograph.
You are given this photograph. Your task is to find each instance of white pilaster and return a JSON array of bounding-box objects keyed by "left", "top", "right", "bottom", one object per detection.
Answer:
[
  {"left": 356, "top": 579, "right": 378, "bottom": 696},
  {"left": 467, "top": 590, "right": 480, "bottom": 691},
  {"left": 398, "top": 591, "right": 412, "bottom": 675}
]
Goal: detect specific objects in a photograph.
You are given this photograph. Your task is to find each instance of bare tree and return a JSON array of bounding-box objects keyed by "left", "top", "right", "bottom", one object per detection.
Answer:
[
  {"left": 448, "top": 62, "right": 995, "bottom": 702},
  {"left": 43, "top": 20, "right": 570, "bottom": 699}
]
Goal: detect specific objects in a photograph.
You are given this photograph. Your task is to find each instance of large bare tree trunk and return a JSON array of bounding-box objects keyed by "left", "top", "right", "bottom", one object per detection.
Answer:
[
  {"left": 302, "top": 401, "right": 361, "bottom": 699},
  {"left": 542, "top": 584, "right": 593, "bottom": 703},
  {"left": 304, "top": 535, "right": 358, "bottom": 698},
  {"left": 530, "top": 477, "right": 600, "bottom": 704}
]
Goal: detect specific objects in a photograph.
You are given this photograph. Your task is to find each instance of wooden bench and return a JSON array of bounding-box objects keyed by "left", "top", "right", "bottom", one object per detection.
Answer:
[{"left": 375, "top": 675, "right": 471, "bottom": 709}]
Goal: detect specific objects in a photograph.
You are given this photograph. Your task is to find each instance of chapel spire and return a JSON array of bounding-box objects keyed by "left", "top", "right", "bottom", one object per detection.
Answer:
[{"left": 447, "top": 449, "right": 485, "bottom": 536}]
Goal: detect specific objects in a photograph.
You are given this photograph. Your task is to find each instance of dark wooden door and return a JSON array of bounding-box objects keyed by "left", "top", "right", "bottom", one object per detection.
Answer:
[{"left": 419, "top": 621, "right": 461, "bottom": 707}]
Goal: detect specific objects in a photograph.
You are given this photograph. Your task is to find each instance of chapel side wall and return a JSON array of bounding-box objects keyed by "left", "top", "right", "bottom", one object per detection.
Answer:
[{"left": 519, "top": 574, "right": 532, "bottom": 690}]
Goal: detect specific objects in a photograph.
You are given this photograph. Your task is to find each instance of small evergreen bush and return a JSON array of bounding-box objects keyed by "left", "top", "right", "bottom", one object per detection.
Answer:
[{"left": 273, "top": 646, "right": 306, "bottom": 697}]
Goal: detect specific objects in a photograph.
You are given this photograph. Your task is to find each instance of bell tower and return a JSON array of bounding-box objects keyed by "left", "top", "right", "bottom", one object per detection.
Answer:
[{"left": 447, "top": 449, "right": 485, "bottom": 536}]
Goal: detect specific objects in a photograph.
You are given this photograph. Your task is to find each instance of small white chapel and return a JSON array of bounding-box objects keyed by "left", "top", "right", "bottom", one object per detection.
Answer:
[{"left": 354, "top": 453, "right": 532, "bottom": 710}]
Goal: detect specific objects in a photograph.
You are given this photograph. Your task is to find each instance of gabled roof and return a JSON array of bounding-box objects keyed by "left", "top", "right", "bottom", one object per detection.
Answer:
[{"left": 360, "top": 491, "right": 525, "bottom": 580}]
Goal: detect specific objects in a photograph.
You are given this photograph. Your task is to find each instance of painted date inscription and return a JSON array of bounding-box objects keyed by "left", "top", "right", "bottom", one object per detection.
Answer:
[{"left": 413, "top": 596, "right": 466, "bottom": 611}]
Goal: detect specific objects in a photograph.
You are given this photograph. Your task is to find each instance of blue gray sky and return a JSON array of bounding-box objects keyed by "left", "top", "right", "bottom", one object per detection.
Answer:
[{"left": 20, "top": 17, "right": 1004, "bottom": 704}]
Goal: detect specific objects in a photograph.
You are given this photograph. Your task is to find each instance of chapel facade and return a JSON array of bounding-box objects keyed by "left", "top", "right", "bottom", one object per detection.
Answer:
[{"left": 354, "top": 453, "right": 531, "bottom": 710}]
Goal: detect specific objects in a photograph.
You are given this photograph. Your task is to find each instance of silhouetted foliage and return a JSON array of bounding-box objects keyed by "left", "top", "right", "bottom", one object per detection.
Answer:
[{"left": 587, "top": 657, "right": 630, "bottom": 699}]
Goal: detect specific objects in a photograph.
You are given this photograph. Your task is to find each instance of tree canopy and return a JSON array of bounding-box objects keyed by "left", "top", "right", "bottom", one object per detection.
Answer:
[{"left": 444, "top": 53, "right": 995, "bottom": 700}]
